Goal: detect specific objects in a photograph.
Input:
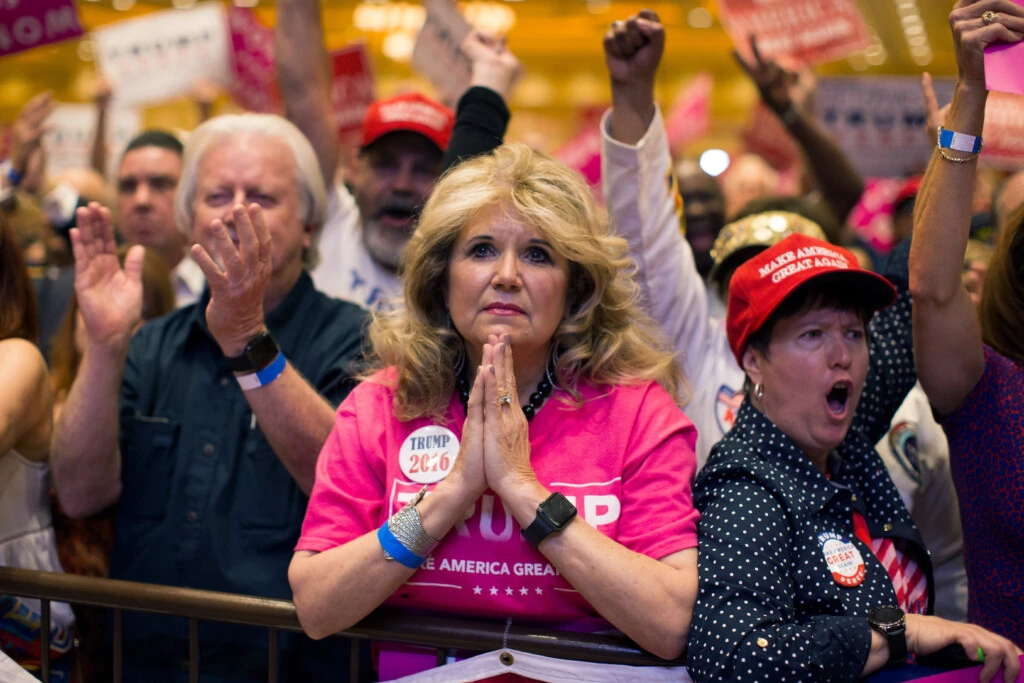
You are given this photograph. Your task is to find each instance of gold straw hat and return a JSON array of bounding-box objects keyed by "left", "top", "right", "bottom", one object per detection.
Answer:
[{"left": 708, "top": 211, "right": 828, "bottom": 284}]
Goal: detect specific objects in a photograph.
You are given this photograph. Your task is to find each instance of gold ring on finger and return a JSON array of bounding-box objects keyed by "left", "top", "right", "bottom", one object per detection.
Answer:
[
  {"left": 498, "top": 392, "right": 514, "bottom": 407},
  {"left": 983, "top": 10, "right": 997, "bottom": 25}
]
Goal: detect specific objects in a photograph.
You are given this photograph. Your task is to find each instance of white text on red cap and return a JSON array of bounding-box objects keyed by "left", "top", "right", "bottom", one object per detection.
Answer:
[
  {"left": 758, "top": 245, "right": 850, "bottom": 284},
  {"left": 377, "top": 101, "right": 449, "bottom": 132}
]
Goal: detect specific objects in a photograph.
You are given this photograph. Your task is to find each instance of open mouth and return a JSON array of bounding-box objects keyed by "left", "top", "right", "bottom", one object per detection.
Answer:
[
  {"left": 826, "top": 382, "right": 850, "bottom": 417},
  {"left": 381, "top": 206, "right": 415, "bottom": 223}
]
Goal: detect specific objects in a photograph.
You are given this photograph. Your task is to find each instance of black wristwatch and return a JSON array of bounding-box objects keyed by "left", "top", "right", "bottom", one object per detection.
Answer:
[
  {"left": 522, "top": 492, "right": 577, "bottom": 548},
  {"left": 868, "top": 605, "right": 907, "bottom": 667},
  {"left": 225, "top": 330, "right": 280, "bottom": 373}
]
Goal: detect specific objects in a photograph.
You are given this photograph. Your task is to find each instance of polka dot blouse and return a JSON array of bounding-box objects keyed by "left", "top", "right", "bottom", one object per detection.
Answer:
[{"left": 689, "top": 252, "right": 931, "bottom": 682}]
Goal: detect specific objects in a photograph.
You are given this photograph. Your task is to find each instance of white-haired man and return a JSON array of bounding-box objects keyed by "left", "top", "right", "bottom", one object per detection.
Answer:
[{"left": 51, "top": 114, "right": 367, "bottom": 682}]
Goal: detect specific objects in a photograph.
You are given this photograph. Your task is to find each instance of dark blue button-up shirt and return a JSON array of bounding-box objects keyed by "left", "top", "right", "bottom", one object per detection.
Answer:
[
  {"left": 111, "top": 271, "right": 366, "bottom": 682},
  {"left": 689, "top": 245, "right": 932, "bottom": 682}
]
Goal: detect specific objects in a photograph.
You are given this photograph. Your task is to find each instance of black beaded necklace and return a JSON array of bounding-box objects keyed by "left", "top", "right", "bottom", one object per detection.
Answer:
[{"left": 456, "top": 365, "right": 555, "bottom": 421}]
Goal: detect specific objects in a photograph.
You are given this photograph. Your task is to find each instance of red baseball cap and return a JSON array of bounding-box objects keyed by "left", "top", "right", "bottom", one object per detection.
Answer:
[
  {"left": 726, "top": 233, "right": 897, "bottom": 365},
  {"left": 360, "top": 92, "right": 454, "bottom": 152}
]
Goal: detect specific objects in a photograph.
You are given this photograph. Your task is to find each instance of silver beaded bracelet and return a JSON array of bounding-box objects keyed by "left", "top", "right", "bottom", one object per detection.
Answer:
[{"left": 384, "top": 486, "right": 441, "bottom": 560}]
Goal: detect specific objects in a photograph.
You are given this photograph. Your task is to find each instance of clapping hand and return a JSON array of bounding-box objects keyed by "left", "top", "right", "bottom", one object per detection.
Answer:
[
  {"left": 70, "top": 203, "right": 145, "bottom": 353},
  {"left": 190, "top": 204, "right": 272, "bottom": 357}
]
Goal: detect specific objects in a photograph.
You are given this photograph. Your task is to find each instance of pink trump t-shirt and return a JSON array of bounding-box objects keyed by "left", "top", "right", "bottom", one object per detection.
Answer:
[{"left": 297, "top": 369, "right": 699, "bottom": 674}]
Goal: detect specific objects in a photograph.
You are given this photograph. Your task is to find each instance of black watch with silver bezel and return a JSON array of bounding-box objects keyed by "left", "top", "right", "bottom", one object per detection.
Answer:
[
  {"left": 868, "top": 605, "right": 908, "bottom": 667},
  {"left": 521, "top": 492, "right": 577, "bottom": 548},
  {"left": 225, "top": 330, "right": 280, "bottom": 374}
]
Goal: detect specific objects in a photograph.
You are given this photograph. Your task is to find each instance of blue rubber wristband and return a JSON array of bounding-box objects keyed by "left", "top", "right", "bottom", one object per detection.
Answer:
[
  {"left": 938, "top": 127, "right": 982, "bottom": 154},
  {"left": 377, "top": 522, "right": 425, "bottom": 569},
  {"left": 236, "top": 350, "right": 286, "bottom": 391},
  {"left": 2, "top": 161, "right": 22, "bottom": 187}
]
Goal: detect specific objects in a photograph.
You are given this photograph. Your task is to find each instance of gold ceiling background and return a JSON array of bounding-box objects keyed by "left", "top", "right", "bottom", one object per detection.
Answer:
[{"left": 1, "top": 0, "right": 961, "bottom": 155}]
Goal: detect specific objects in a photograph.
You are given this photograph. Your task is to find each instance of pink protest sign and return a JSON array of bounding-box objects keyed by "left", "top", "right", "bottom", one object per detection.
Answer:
[
  {"left": 331, "top": 43, "right": 376, "bottom": 143},
  {"left": 0, "top": 0, "right": 83, "bottom": 58},
  {"left": 984, "top": 0, "right": 1024, "bottom": 96},
  {"left": 717, "top": 0, "right": 870, "bottom": 65},
  {"left": 227, "top": 6, "right": 282, "bottom": 114},
  {"left": 665, "top": 73, "right": 713, "bottom": 158}
]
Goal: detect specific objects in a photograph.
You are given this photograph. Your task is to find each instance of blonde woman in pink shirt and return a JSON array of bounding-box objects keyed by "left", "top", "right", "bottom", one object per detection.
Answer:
[{"left": 289, "top": 143, "right": 699, "bottom": 681}]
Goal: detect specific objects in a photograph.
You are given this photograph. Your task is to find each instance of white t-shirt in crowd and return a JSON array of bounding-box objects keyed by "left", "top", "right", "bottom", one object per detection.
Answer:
[
  {"left": 875, "top": 381, "right": 968, "bottom": 622},
  {"left": 171, "top": 255, "right": 205, "bottom": 309},
  {"left": 601, "top": 108, "right": 745, "bottom": 468},
  {"left": 312, "top": 183, "right": 402, "bottom": 309}
]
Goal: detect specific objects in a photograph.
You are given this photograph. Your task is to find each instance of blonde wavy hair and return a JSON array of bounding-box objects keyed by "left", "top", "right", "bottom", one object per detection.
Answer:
[{"left": 367, "top": 143, "right": 685, "bottom": 421}]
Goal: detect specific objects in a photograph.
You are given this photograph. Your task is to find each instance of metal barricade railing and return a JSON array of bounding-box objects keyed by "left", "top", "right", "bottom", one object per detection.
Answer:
[{"left": 0, "top": 566, "right": 681, "bottom": 682}]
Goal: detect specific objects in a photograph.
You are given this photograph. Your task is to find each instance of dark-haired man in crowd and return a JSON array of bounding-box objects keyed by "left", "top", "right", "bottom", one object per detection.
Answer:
[{"left": 117, "top": 130, "right": 205, "bottom": 308}]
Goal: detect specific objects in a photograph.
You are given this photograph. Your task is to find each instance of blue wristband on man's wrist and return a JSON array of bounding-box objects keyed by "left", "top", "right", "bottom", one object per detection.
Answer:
[
  {"left": 235, "top": 350, "right": 286, "bottom": 391},
  {"left": 377, "top": 522, "right": 426, "bottom": 569}
]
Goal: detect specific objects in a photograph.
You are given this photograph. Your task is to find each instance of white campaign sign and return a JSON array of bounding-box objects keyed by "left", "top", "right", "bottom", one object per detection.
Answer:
[
  {"left": 817, "top": 76, "right": 955, "bottom": 178},
  {"left": 93, "top": 3, "right": 230, "bottom": 107},
  {"left": 411, "top": 0, "right": 472, "bottom": 106},
  {"left": 43, "top": 104, "right": 141, "bottom": 178}
]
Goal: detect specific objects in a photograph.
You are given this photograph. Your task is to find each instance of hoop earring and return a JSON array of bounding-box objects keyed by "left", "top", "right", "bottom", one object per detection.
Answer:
[{"left": 754, "top": 382, "right": 764, "bottom": 401}]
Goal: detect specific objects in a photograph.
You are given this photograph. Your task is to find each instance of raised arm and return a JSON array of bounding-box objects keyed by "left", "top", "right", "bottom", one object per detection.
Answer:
[
  {"left": 601, "top": 11, "right": 711, "bottom": 356},
  {"left": 4, "top": 92, "right": 53, "bottom": 196},
  {"left": 439, "top": 29, "right": 518, "bottom": 172},
  {"left": 51, "top": 204, "right": 144, "bottom": 518},
  {"left": 90, "top": 79, "right": 112, "bottom": 175},
  {"left": 735, "top": 36, "right": 863, "bottom": 229},
  {"left": 910, "top": 0, "right": 1024, "bottom": 415},
  {"left": 276, "top": 0, "right": 337, "bottom": 187},
  {"left": 601, "top": 13, "right": 727, "bottom": 463}
]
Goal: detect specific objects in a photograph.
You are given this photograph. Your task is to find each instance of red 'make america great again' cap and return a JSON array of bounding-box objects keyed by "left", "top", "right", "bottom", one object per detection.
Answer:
[
  {"left": 726, "top": 233, "right": 897, "bottom": 365},
  {"left": 360, "top": 92, "right": 455, "bottom": 152}
]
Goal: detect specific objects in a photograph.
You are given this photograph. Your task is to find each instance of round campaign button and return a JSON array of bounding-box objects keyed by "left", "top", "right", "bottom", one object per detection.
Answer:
[
  {"left": 399, "top": 425, "right": 460, "bottom": 484},
  {"left": 818, "top": 532, "right": 866, "bottom": 588}
]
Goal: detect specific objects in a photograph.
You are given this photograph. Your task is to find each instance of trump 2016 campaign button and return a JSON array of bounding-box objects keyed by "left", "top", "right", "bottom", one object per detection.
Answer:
[
  {"left": 818, "top": 531, "right": 866, "bottom": 588},
  {"left": 399, "top": 425, "right": 459, "bottom": 484}
]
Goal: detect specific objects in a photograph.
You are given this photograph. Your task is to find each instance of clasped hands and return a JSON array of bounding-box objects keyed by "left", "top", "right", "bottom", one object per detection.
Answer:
[{"left": 447, "top": 333, "right": 541, "bottom": 504}]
